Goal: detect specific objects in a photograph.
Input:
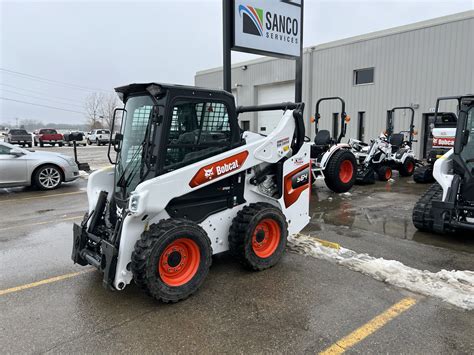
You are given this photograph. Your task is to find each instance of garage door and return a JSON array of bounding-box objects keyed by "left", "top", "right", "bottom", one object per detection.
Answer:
[{"left": 257, "top": 82, "right": 295, "bottom": 134}]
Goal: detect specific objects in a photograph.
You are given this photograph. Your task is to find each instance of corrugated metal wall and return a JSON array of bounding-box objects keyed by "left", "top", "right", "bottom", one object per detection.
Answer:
[{"left": 195, "top": 12, "right": 474, "bottom": 157}]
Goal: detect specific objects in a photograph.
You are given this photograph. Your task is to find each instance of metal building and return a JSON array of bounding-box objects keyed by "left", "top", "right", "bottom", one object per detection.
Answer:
[{"left": 195, "top": 11, "right": 473, "bottom": 158}]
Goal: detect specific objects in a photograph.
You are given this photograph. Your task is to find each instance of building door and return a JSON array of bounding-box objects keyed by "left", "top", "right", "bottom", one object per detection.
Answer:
[
  {"left": 240, "top": 120, "right": 250, "bottom": 131},
  {"left": 257, "top": 82, "right": 295, "bottom": 134},
  {"left": 358, "top": 112, "right": 365, "bottom": 141},
  {"left": 332, "top": 113, "right": 339, "bottom": 140}
]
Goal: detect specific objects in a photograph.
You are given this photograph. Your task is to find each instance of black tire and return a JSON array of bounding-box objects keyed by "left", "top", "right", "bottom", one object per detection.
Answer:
[
  {"left": 324, "top": 149, "right": 357, "bottom": 193},
  {"left": 33, "top": 164, "right": 63, "bottom": 190},
  {"left": 87, "top": 139, "right": 91, "bottom": 145},
  {"left": 28, "top": 142, "right": 32, "bottom": 148},
  {"left": 413, "top": 165, "right": 434, "bottom": 183},
  {"left": 412, "top": 183, "right": 443, "bottom": 232},
  {"left": 59, "top": 142, "right": 63, "bottom": 147},
  {"left": 399, "top": 157, "right": 416, "bottom": 177},
  {"left": 229, "top": 202, "right": 288, "bottom": 271},
  {"left": 95, "top": 139, "right": 99, "bottom": 146},
  {"left": 131, "top": 219, "right": 212, "bottom": 303},
  {"left": 376, "top": 165, "right": 392, "bottom": 181},
  {"left": 39, "top": 141, "right": 44, "bottom": 147}
]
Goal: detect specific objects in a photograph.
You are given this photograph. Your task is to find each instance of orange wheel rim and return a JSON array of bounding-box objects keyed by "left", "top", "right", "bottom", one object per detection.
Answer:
[
  {"left": 407, "top": 162, "right": 414, "bottom": 173},
  {"left": 158, "top": 238, "right": 200, "bottom": 287},
  {"left": 385, "top": 168, "right": 392, "bottom": 180},
  {"left": 252, "top": 219, "right": 281, "bottom": 258},
  {"left": 339, "top": 160, "right": 354, "bottom": 184}
]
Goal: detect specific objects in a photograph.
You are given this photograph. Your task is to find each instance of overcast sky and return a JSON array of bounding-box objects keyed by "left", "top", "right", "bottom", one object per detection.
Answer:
[{"left": 0, "top": 0, "right": 472, "bottom": 125}]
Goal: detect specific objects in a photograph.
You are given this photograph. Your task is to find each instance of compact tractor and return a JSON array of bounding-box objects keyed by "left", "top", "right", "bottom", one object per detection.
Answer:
[
  {"left": 310, "top": 97, "right": 357, "bottom": 193},
  {"left": 414, "top": 97, "right": 458, "bottom": 183},
  {"left": 350, "top": 107, "right": 418, "bottom": 184},
  {"left": 413, "top": 95, "right": 474, "bottom": 234},
  {"left": 72, "top": 83, "right": 311, "bottom": 302}
]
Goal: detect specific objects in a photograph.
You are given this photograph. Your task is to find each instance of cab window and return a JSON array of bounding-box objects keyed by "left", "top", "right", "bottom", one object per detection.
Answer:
[
  {"left": 460, "top": 107, "right": 474, "bottom": 171},
  {"left": 164, "top": 101, "right": 231, "bottom": 170}
]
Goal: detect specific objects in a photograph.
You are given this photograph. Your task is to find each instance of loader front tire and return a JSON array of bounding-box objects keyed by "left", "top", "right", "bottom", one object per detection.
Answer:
[
  {"left": 131, "top": 219, "right": 212, "bottom": 303},
  {"left": 229, "top": 203, "right": 288, "bottom": 271}
]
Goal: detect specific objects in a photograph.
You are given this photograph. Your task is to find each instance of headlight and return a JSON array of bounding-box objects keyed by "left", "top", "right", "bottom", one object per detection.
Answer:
[
  {"left": 129, "top": 193, "right": 140, "bottom": 213},
  {"left": 61, "top": 157, "right": 77, "bottom": 166}
]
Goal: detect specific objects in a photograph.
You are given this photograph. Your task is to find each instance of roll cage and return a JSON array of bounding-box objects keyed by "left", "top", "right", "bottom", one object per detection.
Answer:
[
  {"left": 386, "top": 107, "right": 415, "bottom": 147},
  {"left": 314, "top": 97, "right": 348, "bottom": 143}
]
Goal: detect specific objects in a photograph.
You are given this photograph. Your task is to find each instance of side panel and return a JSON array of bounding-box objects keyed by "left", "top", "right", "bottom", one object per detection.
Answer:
[{"left": 433, "top": 149, "right": 454, "bottom": 201}]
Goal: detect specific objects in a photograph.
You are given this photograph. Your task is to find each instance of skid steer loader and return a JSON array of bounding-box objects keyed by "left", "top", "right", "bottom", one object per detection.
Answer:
[
  {"left": 350, "top": 107, "right": 418, "bottom": 184},
  {"left": 310, "top": 97, "right": 357, "bottom": 193},
  {"left": 72, "top": 83, "right": 311, "bottom": 302},
  {"left": 413, "top": 95, "right": 474, "bottom": 234}
]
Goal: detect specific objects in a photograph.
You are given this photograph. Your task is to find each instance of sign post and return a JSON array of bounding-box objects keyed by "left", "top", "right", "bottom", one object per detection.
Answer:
[{"left": 223, "top": 0, "right": 304, "bottom": 101}]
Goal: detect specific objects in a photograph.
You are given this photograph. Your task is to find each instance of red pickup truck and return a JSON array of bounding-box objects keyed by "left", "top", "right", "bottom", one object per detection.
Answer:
[{"left": 34, "top": 128, "right": 64, "bottom": 147}]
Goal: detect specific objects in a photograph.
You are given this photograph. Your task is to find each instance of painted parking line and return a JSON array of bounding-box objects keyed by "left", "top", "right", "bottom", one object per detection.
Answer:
[
  {"left": 0, "top": 269, "right": 94, "bottom": 296},
  {"left": 0, "top": 215, "right": 83, "bottom": 232},
  {"left": 0, "top": 190, "right": 86, "bottom": 202},
  {"left": 320, "top": 297, "right": 417, "bottom": 355}
]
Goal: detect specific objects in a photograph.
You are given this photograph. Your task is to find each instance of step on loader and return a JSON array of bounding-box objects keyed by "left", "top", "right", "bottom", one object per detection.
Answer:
[{"left": 72, "top": 83, "right": 311, "bottom": 302}]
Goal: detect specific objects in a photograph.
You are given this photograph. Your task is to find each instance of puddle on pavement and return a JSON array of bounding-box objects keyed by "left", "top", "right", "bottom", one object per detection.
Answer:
[{"left": 309, "top": 178, "right": 474, "bottom": 254}]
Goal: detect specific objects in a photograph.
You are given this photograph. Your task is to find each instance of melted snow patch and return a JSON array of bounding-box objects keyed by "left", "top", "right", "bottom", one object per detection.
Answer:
[{"left": 288, "top": 234, "right": 474, "bottom": 310}]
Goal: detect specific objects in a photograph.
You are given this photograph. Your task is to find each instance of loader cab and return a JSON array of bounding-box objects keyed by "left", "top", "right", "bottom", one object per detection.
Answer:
[
  {"left": 112, "top": 83, "right": 242, "bottom": 200},
  {"left": 454, "top": 97, "right": 474, "bottom": 179}
]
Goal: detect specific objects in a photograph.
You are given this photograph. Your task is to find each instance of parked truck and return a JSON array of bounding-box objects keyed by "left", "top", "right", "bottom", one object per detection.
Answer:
[
  {"left": 34, "top": 128, "right": 64, "bottom": 147},
  {"left": 5, "top": 129, "right": 33, "bottom": 147}
]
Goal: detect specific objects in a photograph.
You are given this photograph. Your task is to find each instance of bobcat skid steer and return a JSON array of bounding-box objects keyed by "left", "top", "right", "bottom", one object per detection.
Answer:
[
  {"left": 413, "top": 95, "right": 474, "bottom": 234},
  {"left": 72, "top": 83, "right": 311, "bottom": 302},
  {"left": 414, "top": 96, "right": 458, "bottom": 184}
]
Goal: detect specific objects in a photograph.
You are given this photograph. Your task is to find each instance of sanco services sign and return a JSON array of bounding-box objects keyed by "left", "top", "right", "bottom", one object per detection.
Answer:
[{"left": 232, "top": 0, "right": 302, "bottom": 58}]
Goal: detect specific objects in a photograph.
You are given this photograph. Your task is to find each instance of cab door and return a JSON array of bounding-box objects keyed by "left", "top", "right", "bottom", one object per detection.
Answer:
[{"left": 0, "top": 144, "right": 28, "bottom": 186}]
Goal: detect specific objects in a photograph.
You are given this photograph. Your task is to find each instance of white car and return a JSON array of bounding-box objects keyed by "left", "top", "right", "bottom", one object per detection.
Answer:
[
  {"left": 87, "top": 129, "right": 111, "bottom": 145},
  {"left": 0, "top": 141, "right": 79, "bottom": 190}
]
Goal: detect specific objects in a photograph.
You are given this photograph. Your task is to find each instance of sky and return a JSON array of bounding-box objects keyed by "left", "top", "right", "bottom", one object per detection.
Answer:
[{"left": 0, "top": 0, "right": 472, "bottom": 125}]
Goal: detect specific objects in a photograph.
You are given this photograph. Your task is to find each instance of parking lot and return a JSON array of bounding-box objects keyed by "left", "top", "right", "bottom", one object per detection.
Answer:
[{"left": 1, "top": 146, "right": 473, "bottom": 353}]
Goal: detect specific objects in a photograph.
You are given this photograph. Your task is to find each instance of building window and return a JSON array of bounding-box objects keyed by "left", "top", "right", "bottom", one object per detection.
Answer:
[
  {"left": 358, "top": 112, "right": 365, "bottom": 141},
  {"left": 240, "top": 120, "right": 250, "bottom": 131},
  {"left": 354, "top": 68, "right": 374, "bottom": 85},
  {"left": 332, "top": 113, "right": 339, "bottom": 139}
]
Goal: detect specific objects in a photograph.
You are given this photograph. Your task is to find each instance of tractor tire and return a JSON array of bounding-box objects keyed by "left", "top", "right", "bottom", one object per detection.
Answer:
[
  {"left": 131, "top": 219, "right": 212, "bottom": 303},
  {"left": 229, "top": 202, "right": 288, "bottom": 271},
  {"left": 399, "top": 157, "right": 416, "bottom": 177},
  {"left": 324, "top": 149, "right": 356, "bottom": 193},
  {"left": 376, "top": 165, "right": 392, "bottom": 181},
  {"left": 412, "top": 183, "right": 443, "bottom": 232},
  {"left": 413, "top": 165, "right": 434, "bottom": 183}
]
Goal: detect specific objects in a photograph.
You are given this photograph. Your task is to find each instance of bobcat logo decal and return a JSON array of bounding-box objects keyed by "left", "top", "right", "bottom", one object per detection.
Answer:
[{"left": 204, "top": 168, "right": 214, "bottom": 179}]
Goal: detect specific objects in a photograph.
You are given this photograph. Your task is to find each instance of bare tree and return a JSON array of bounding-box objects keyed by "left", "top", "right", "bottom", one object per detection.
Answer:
[
  {"left": 99, "top": 93, "right": 121, "bottom": 131},
  {"left": 85, "top": 93, "right": 103, "bottom": 129}
]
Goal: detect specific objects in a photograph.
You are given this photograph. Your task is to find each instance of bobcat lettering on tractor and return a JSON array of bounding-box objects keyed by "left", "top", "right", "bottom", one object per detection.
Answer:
[{"left": 216, "top": 160, "right": 239, "bottom": 175}]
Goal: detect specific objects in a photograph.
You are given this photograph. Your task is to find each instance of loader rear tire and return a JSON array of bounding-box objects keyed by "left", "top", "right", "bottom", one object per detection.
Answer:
[
  {"left": 229, "top": 203, "right": 288, "bottom": 271},
  {"left": 131, "top": 219, "right": 212, "bottom": 303},
  {"left": 412, "top": 183, "right": 443, "bottom": 232},
  {"left": 324, "top": 149, "right": 356, "bottom": 193}
]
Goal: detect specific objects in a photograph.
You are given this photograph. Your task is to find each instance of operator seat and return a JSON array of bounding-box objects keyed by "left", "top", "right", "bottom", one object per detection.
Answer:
[
  {"left": 311, "top": 130, "right": 332, "bottom": 158},
  {"left": 389, "top": 133, "right": 405, "bottom": 153}
]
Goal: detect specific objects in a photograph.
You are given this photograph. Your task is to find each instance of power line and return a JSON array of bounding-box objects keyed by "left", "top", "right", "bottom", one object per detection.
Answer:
[
  {"left": 0, "top": 68, "right": 113, "bottom": 93},
  {"left": 0, "top": 83, "right": 85, "bottom": 104},
  {"left": 0, "top": 97, "right": 86, "bottom": 115},
  {"left": 0, "top": 88, "right": 85, "bottom": 108}
]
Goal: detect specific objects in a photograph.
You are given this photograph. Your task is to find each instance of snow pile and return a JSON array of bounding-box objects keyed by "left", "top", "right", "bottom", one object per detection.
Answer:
[{"left": 288, "top": 234, "right": 474, "bottom": 310}]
